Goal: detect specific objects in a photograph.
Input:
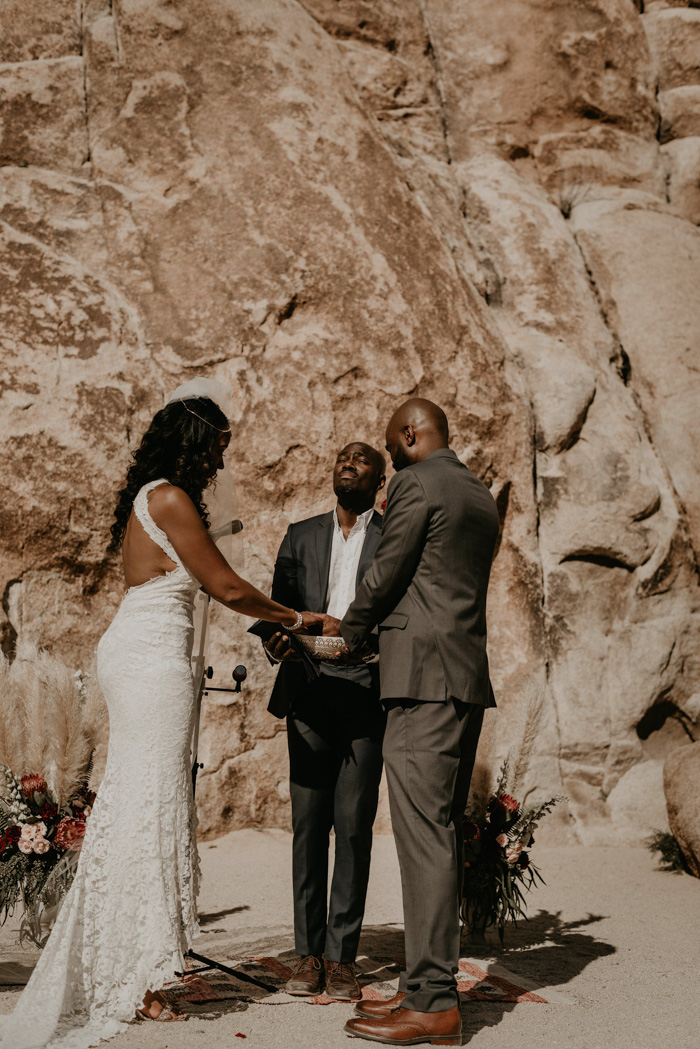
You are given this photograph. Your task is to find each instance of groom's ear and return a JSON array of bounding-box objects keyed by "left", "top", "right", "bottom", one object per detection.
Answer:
[
  {"left": 376, "top": 474, "right": 386, "bottom": 492},
  {"left": 404, "top": 424, "right": 416, "bottom": 446}
]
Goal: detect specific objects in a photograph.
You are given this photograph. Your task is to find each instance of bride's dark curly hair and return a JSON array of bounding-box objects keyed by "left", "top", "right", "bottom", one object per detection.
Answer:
[{"left": 108, "top": 397, "right": 229, "bottom": 553}]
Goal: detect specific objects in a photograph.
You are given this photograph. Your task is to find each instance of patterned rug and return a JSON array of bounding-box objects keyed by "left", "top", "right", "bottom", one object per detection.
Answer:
[{"left": 164, "top": 950, "right": 572, "bottom": 1007}]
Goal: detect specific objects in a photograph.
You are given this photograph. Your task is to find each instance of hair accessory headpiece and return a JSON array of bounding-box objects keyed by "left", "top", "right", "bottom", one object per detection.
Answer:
[{"left": 179, "top": 399, "right": 231, "bottom": 433}]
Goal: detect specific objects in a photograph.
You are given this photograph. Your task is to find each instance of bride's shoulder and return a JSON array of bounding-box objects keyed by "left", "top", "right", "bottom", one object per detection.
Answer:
[{"left": 147, "top": 483, "right": 197, "bottom": 525}]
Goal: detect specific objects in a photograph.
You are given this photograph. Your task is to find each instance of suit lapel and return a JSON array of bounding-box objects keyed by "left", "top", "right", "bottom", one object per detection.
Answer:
[
  {"left": 356, "top": 510, "right": 383, "bottom": 589},
  {"left": 315, "top": 513, "right": 334, "bottom": 612}
]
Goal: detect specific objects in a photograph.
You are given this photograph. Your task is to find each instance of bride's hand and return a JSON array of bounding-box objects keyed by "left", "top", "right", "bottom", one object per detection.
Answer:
[
  {"left": 300, "top": 611, "right": 325, "bottom": 635},
  {"left": 299, "top": 612, "right": 342, "bottom": 636}
]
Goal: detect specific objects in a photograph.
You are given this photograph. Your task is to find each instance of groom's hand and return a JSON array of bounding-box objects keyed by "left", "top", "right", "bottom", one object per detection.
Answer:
[
  {"left": 321, "top": 615, "right": 342, "bottom": 636},
  {"left": 300, "top": 611, "right": 326, "bottom": 634}
]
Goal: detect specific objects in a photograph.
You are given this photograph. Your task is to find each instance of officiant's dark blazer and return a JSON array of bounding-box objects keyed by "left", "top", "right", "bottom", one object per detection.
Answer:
[
  {"left": 340, "top": 448, "right": 500, "bottom": 706},
  {"left": 267, "top": 509, "right": 383, "bottom": 718}
]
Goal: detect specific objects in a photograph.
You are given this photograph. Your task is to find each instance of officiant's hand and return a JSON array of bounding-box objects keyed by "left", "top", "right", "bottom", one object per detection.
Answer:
[{"left": 265, "top": 633, "right": 302, "bottom": 662}]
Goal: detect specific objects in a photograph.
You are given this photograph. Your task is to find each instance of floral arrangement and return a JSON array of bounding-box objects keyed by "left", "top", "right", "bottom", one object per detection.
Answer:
[
  {"left": 0, "top": 767, "right": 95, "bottom": 945},
  {"left": 0, "top": 641, "right": 107, "bottom": 946},
  {"left": 461, "top": 682, "right": 566, "bottom": 944}
]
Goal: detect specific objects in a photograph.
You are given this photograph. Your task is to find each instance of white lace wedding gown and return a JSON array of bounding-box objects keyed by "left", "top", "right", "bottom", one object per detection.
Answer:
[{"left": 0, "top": 480, "right": 202, "bottom": 1049}]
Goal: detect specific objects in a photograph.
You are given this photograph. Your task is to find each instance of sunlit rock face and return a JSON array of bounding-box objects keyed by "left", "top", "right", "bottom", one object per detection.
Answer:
[{"left": 1, "top": 0, "right": 698, "bottom": 844}]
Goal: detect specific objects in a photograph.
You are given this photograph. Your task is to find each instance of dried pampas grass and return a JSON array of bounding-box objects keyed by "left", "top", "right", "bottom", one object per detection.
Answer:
[
  {"left": 0, "top": 641, "right": 108, "bottom": 806},
  {"left": 468, "top": 708, "right": 498, "bottom": 820},
  {"left": 468, "top": 676, "right": 547, "bottom": 814},
  {"left": 506, "top": 677, "right": 546, "bottom": 801},
  {"left": 0, "top": 655, "right": 26, "bottom": 779}
]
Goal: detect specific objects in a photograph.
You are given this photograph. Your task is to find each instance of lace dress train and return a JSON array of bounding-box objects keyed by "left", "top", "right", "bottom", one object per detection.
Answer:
[{"left": 0, "top": 481, "right": 201, "bottom": 1049}]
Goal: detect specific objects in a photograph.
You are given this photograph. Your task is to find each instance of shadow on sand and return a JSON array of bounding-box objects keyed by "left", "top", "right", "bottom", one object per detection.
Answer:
[
  {"left": 198, "top": 905, "right": 251, "bottom": 926},
  {"left": 460, "top": 910, "right": 615, "bottom": 1043},
  {"left": 355, "top": 911, "right": 615, "bottom": 1045}
]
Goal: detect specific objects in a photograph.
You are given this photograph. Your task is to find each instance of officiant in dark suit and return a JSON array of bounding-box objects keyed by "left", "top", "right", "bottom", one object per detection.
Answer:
[
  {"left": 263, "top": 441, "right": 386, "bottom": 1002},
  {"left": 325, "top": 400, "right": 500, "bottom": 1047}
]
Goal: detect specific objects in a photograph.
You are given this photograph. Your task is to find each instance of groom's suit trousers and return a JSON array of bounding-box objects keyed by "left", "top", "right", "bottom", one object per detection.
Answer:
[{"left": 383, "top": 696, "right": 484, "bottom": 1013}]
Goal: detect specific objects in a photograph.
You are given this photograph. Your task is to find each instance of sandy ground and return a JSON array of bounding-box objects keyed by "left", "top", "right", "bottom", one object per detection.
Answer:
[{"left": 2, "top": 829, "right": 699, "bottom": 1049}]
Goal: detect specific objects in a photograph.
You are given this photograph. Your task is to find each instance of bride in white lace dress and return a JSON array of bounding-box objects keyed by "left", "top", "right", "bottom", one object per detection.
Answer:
[{"left": 0, "top": 383, "right": 325, "bottom": 1049}]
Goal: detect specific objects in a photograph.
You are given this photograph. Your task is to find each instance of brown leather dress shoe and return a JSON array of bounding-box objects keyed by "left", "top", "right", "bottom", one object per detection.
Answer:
[
  {"left": 284, "top": 955, "right": 324, "bottom": 996},
  {"left": 354, "top": 991, "right": 407, "bottom": 1018},
  {"left": 344, "top": 1004, "right": 461, "bottom": 1046},
  {"left": 325, "top": 959, "right": 361, "bottom": 1000}
]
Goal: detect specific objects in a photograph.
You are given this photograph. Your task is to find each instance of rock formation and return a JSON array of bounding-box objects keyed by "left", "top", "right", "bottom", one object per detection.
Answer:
[
  {"left": 664, "top": 741, "right": 700, "bottom": 876},
  {"left": 1, "top": 0, "right": 699, "bottom": 844}
]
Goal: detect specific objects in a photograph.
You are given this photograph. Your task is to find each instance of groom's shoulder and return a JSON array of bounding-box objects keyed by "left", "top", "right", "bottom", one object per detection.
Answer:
[
  {"left": 390, "top": 452, "right": 457, "bottom": 490},
  {"left": 408, "top": 449, "right": 476, "bottom": 500}
]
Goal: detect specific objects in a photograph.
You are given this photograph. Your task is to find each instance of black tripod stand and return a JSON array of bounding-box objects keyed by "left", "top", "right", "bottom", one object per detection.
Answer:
[{"left": 179, "top": 662, "right": 278, "bottom": 994}]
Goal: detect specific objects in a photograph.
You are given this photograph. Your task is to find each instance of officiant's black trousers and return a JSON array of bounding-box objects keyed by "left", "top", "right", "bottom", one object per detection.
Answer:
[
  {"left": 384, "top": 697, "right": 484, "bottom": 1013},
  {"left": 287, "top": 676, "right": 385, "bottom": 963}
]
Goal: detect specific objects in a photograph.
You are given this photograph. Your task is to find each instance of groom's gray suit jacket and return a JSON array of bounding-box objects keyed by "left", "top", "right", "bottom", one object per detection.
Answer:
[
  {"left": 267, "top": 509, "right": 383, "bottom": 718},
  {"left": 340, "top": 448, "right": 500, "bottom": 705}
]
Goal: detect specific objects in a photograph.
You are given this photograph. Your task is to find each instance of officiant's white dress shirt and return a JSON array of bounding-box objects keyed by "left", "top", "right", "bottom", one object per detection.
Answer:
[{"left": 325, "top": 507, "right": 374, "bottom": 618}]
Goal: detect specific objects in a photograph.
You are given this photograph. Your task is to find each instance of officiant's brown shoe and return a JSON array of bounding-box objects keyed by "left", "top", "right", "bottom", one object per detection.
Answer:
[
  {"left": 285, "top": 955, "right": 324, "bottom": 995},
  {"left": 354, "top": 991, "right": 408, "bottom": 1018},
  {"left": 344, "top": 1004, "right": 461, "bottom": 1045},
  {"left": 325, "top": 959, "right": 361, "bottom": 1000}
]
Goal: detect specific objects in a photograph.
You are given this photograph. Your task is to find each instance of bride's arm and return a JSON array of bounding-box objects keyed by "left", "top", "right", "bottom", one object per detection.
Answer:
[{"left": 149, "top": 486, "right": 321, "bottom": 630}]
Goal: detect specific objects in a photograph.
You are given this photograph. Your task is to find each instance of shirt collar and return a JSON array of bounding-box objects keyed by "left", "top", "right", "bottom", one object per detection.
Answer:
[{"left": 332, "top": 506, "right": 374, "bottom": 535}]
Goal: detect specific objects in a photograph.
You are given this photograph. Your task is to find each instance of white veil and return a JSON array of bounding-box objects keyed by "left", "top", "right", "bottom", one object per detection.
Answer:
[{"left": 164, "top": 378, "right": 244, "bottom": 705}]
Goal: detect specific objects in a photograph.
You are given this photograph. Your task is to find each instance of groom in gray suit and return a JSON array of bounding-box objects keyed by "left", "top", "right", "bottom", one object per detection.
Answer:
[{"left": 326, "top": 399, "right": 500, "bottom": 1046}]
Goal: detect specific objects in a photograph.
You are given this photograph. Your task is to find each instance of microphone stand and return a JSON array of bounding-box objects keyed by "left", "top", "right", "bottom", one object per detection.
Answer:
[{"left": 180, "top": 593, "right": 277, "bottom": 994}]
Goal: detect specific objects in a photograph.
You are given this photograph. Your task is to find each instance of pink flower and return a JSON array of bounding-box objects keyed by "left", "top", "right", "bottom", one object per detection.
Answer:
[
  {"left": 18, "top": 823, "right": 51, "bottom": 853},
  {"left": 505, "top": 842, "right": 523, "bottom": 864},
  {"left": 20, "top": 774, "right": 47, "bottom": 798},
  {"left": 495, "top": 833, "right": 508, "bottom": 848}
]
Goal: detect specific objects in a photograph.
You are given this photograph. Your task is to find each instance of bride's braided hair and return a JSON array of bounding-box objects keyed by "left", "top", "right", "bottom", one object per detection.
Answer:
[{"left": 108, "top": 396, "right": 229, "bottom": 552}]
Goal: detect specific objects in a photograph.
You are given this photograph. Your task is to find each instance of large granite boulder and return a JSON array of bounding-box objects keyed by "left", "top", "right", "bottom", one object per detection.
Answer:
[
  {"left": 664, "top": 742, "right": 700, "bottom": 877},
  {"left": 1, "top": 0, "right": 699, "bottom": 843}
]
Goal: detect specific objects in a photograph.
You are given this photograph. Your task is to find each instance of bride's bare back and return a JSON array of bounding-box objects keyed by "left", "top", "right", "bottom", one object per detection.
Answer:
[{"left": 122, "top": 484, "right": 178, "bottom": 590}]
